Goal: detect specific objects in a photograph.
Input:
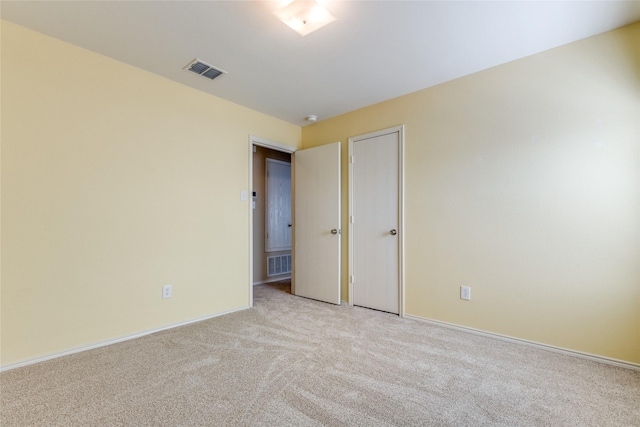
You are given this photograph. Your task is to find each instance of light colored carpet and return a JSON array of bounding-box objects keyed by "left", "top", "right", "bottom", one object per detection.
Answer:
[{"left": 1, "top": 281, "right": 639, "bottom": 426}]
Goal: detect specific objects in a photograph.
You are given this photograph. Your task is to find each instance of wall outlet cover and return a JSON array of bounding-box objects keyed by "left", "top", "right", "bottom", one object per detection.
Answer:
[
  {"left": 163, "top": 285, "right": 173, "bottom": 299},
  {"left": 461, "top": 286, "right": 471, "bottom": 301}
]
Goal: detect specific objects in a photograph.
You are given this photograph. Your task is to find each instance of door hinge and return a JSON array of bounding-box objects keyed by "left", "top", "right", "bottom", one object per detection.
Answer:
[
  {"left": 350, "top": 275, "right": 354, "bottom": 284},
  {"left": 349, "top": 215, "right": 354, "bottom": 224},
  {"left": 350, "top": 155, "right": 355, "bottom": 164}
]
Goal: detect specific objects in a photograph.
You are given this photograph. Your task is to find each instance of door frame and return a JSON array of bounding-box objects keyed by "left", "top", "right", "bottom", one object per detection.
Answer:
[
  {"left": 348, "top": 125, "right": 405, "bottom": 316},
  {"left": 249, "top": 135, "right": 296, "bottom": 308}
]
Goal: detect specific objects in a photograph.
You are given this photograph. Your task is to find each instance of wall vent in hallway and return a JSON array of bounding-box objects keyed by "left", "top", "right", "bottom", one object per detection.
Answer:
[{"left": 267, "top": 254, "right": 292, "bottom": 276}]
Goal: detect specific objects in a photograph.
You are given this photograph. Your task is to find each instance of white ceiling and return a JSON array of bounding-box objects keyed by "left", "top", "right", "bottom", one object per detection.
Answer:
[{"left": 2, "top": 1, "right": 640, "bottom": 126}]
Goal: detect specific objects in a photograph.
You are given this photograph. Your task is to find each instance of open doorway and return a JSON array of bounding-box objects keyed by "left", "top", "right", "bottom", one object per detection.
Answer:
[
  {"left": 248, "top": 136, "right": 341, "bottom": 308},
  {"left": 252, "top": 144, "right": 292, "bottom": 286}
]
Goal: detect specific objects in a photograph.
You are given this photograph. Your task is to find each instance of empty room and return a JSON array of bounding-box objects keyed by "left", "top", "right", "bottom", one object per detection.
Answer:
[{"left": 1, "top": 1, "right": 639, "bottom": 425}]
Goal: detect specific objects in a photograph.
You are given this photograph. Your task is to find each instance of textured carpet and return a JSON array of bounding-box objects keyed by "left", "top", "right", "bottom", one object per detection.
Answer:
[{"left": 1, "top": 282, "right": 639, "bottom": 426}]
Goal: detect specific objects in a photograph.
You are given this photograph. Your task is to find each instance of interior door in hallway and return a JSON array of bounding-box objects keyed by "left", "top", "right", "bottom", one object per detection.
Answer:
[
  {"left": 351, "top": 127, "right": 402, "bottom": 314},
  {"left": 293, "top": 142, "right": 341, "bottom": 305}
]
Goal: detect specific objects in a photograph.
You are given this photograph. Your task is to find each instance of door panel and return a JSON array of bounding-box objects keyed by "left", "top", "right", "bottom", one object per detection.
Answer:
[
  {"left": 352, "top": 131, "right": 400, "bottom": 313},
  {"left": 293, "top": 142, "right": 341, "bottom": 304},
  {"left": 265, "top": 158, "right": 292, "bottom": 252}
]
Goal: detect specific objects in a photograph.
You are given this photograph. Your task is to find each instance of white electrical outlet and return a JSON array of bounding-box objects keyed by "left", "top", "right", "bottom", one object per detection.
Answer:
[
  {"left": 460, "top": 286, "right": 471, "bottom": 301},
  {"left": 163, "top": 285, "right": 173, "bottom": 299}
]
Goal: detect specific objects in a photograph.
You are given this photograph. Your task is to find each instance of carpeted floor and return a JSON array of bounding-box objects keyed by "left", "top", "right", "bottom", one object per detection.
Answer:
[{"left": 1, "top": 281, "right": 639, "bottom": 426}]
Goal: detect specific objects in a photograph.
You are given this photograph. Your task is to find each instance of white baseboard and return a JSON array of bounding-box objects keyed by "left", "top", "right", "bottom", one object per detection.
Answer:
[
  {"left": 253, "top": 275, "right": 291, "bottom": 286},
  {"left": 403, "top": 314, "right": 640, "bottom": 371},
  {"left": 6, "top": 305, "right": 636, "bottom": 373},
  {"left": 0, "top": 305, "right": 250, "bottom": 373}
]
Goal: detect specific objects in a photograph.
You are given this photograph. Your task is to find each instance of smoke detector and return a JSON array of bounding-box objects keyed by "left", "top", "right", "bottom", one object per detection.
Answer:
[{"left": 305, "top": 115, "right": 318, "bottom": 123}]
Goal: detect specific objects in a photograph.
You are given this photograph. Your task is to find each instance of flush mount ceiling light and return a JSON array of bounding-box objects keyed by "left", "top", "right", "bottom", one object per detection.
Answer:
[{"left": 274, "top": 0, "right": 336, "bottom": 36}]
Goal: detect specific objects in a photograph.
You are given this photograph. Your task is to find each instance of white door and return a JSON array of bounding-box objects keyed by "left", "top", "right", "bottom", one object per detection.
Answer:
[
  {"left": 350, "top": 127, "right": 403, "bottom": 314},
  {"left": 293, "top": 142, "right": 341, "bottom": 304},
  {"left": 265, "top": 158, "right": 292, "bottom": 252}
]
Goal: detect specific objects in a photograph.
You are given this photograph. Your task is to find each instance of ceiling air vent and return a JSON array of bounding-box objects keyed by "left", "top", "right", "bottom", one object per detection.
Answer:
[{"left": 184, "top": 59, "right": 226, "bottom": 81}]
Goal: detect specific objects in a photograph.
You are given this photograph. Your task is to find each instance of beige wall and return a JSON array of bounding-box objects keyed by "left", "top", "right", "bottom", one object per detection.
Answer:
[
  {"left": 302, "top": 22, "right": 640, "bottom": 364},
  {"left": 0, "top": 21, "right": 301, "bottom": 367},
  {"left": 2, "top": 18, "right": 639, "bottom": 368},
  {"left": 252, "top": 146, "right": 291, "bottom": 284}
]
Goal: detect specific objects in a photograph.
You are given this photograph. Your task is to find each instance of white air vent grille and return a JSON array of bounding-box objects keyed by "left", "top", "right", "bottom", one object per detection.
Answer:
[
  {"left": 184, "top": 58, "right": 226, "bottom": 81},
  {"left": 267, "top": 254, "right": 292, "bottom": 277}
]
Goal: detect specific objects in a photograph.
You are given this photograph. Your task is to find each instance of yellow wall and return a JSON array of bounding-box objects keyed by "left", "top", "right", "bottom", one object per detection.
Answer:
[
  {"left": 0, "top": 21, "right": 301, "bottom": 367},
  {"left": 303, "top": 22, "right": 640, "bottom": 364},
  {"left": 2, "top": 18, "right": 639, "bottom": 367}
]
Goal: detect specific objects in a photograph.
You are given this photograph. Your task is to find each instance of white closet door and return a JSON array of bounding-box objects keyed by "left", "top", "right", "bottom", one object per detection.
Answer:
[{"left": 351, "top": 129, "right": 401, "bottom": 314}]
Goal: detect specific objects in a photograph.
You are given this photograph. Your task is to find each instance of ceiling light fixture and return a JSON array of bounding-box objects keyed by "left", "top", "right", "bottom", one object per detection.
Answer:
[{"left": 274, "top": 0, "right": 336, "bottom": 36}]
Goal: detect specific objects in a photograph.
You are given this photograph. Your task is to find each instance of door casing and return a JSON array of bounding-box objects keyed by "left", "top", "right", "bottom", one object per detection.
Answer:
[{"left": 348, "top": 125, "right": 405, "bottom": 316}]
